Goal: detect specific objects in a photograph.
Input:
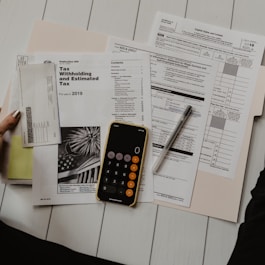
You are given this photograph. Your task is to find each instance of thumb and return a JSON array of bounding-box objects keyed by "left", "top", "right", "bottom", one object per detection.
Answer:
[{"left": 0, "top": 110, "right": 21, "bottom": 137}]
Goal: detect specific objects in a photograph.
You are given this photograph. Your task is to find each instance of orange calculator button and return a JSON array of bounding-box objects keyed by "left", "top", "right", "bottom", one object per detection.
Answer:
[
  {"left": 129, "top": 172, "right": 137, "bottom": 180},
  {"left": 127, "top": 180, "right": 135, "bottom": 189},
  {"left": 130, "top": 164, "right": 138, "bottom": 172},
  {"left": 132, "top": 155, "right": 140, "bottom": 164},
  {"left": 125, "top": 189, "right": 134, "bottom": 197}
]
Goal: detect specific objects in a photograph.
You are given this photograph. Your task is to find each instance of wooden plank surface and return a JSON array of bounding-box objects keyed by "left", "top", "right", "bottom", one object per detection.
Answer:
[
  {"left": 134, "top": 1, "right": 209, "bottom": 264},
  {"left": 89, "top": 0, "right": 139, "bottom": 40},
  {"left": 203, "top": 0, "right": 265, "bottom": 263},
  {"left": 0, "top": 0, "right": 46, "bottom": 105},
  {"left": 186, "top": 1, "right": 236, "bottom": 264},
  {"left": 204, "top": 116, "right": 265, "bottom": 265},
  {"left": 134, "top": 0, "right": 187, "bottom": 42},
  {"left": 89, "top": 2, "right": 159, "bottom": 263},
  {"left": 0, "top": 1, "right": 265, "bottom": 264},
  {"left": 233, "top": 0, "right": 265, "bottom": 36},
  {"left": 41, "top": 0, "right": 105, "bottom": 257},
  {"left": 0, "top": 0, "right": 50, "bottom": 238},
  {"left": 44, "top": 0, "right": 93, "bottom": 29},
  {"left": 186, "top": 0, "right": 234, "bottom": 27},
  {"left": 47, "top": 204, "right": 105, "bottom": 256},
  {"left": 151, "top": 207, "right": 207, "bottom": 265},
  {"left": 1, "top": 185, "right": 51, "bottom": 239},
  {"left": 98, "top": 203, "right": 157, "bottom": 265}
]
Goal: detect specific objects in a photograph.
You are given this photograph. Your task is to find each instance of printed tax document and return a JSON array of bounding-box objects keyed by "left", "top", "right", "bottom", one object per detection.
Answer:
[
  {"left": 18, "top": 63, "right": 61, "bottom": 147},
  {"left": 28, "top": 53, "right": 152, "bottom": 205},
  {"left": 108, "top": 38, "right": 217, "bottom": 207},
  {"left": 149, "top": 12, "right": 265, "bottom": 179}
]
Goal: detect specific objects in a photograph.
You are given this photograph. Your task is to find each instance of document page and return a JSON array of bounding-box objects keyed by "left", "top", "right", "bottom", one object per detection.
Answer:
[
  {"left": 149, "top": 12, "right": 265, "bottom": 179},
  {"left": 108, "top": 38, "right": 217, "bottom": 207},
  {"left": 18, "top": 63, "right": 61, "bottom": 147},
  {"left": 26, "top": 53, "right": 152, "bottom": 205}
]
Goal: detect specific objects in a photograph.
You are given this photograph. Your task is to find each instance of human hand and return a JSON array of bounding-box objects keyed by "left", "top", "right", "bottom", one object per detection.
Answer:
[{"left": 0, "top": 109, "right": 20, "bottom": 150}]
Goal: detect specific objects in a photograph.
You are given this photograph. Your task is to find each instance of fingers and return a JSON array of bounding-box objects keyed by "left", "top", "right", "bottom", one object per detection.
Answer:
[{"left": 0, "top": 110, "right": 21, "bottom": 137}]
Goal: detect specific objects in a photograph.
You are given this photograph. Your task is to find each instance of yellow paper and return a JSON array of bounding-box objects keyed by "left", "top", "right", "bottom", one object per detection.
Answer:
[{"left": 7, "top": 135, "right": 33, "bottom": 180}]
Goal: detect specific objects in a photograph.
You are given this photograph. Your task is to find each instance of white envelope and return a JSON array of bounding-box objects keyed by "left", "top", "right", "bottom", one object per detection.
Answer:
[{"left": 19, "top": 63, "right": 61, "bottom": 147}]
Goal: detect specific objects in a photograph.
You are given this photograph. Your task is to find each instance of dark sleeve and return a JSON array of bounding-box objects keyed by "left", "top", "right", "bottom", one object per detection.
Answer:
[
  {"left": 0, "top": 220, "right": 122, "bottom": 265},
  {"left": 227, "top": 168, "right": 265, "bottom": 265}
]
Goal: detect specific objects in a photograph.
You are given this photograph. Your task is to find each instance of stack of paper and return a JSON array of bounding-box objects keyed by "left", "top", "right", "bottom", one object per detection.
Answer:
[{"left": 2, "top": 12, "right": 265, "bottom": 222}]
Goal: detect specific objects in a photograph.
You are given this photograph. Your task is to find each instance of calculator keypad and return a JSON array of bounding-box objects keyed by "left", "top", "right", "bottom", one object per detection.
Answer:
[{"left": 99, "top": 150, "right": 141, "bottom": 204}]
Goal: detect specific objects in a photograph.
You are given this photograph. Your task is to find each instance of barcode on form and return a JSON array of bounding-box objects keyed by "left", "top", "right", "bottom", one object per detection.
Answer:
[{"left": 26, "top": 106, "right": 34, "bottom": 143}]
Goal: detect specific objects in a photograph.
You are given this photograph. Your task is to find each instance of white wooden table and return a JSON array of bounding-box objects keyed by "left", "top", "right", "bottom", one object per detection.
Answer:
[{"left": 1, "top": 1, "right": 265, "bottom": 264}]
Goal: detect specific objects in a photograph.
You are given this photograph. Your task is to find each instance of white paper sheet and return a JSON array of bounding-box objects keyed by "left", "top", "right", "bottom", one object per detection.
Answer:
[
  {"left": 149, "top": 12, "right": 265, "bottom": 179},
  {"left": 18, "top": 63, "right": 61, "bottom": 147},
  {"left": 108, "top": 38, "right": 217, "bottom": 207},
  {"left": 28, "top": 52, "right": 153, "bottom": 205}
]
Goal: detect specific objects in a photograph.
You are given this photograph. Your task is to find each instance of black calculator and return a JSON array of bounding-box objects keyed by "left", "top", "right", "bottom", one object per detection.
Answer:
[{"left": 96, "top": 122, "right": 148, "bottom": 206}]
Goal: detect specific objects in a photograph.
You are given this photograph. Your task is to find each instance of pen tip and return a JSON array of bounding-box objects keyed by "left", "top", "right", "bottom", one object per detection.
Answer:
[{"left": 185, "top": 105, "right": 192, "bottom": 115}]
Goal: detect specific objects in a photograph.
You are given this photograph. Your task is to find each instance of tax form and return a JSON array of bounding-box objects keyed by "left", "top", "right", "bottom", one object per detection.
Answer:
[
  {"left": 108, "top": 38, "right": 217, "bottom": 207},
  {"left": 27, "top": 53, "right": 153, "bottom": 205},
  {"left": 149, "top": 12, "right": 265, "bottom": 179}
]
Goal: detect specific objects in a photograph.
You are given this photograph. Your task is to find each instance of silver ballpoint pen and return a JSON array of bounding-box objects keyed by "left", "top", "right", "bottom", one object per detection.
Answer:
[{"left": 152, "top": 105, "right": 192, "bottom": 174}]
